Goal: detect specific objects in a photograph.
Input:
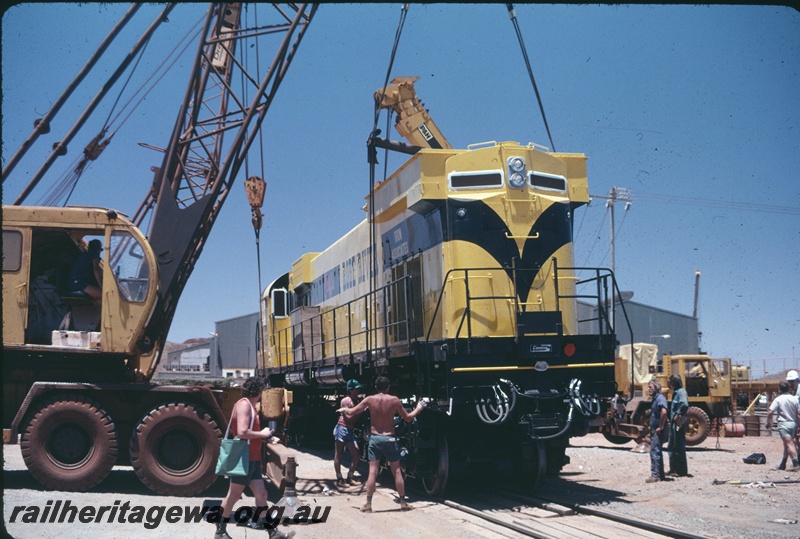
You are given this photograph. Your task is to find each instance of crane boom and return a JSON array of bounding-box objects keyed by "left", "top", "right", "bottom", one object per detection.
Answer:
[
  {"left": 136, "top": 3, "right": 318, "bottom": 374},
  {"left": 2, "top": 3, "right": 317, "bottom": 496},
  {"left": 374, "top": 76, "right": 452, "bottom": 150}
]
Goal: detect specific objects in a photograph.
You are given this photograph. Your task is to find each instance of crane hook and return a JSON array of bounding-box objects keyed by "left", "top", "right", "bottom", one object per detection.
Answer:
[{"left": 244, "top": 175, "right": 266, "bottom": 231}]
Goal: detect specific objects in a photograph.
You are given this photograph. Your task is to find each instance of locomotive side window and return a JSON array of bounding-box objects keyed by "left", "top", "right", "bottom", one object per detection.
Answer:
[
  {"left": 530, "top": 171, "right": 567, "bottom": 192},
  {"left": 272, "top": 288, "right": 288, "bottom": 318},
  {"left": 2, "top": 230, "right": 22, "bottom": 272},
  {"left": 449, "top": 170, "right": 503, "bottom": 190}
]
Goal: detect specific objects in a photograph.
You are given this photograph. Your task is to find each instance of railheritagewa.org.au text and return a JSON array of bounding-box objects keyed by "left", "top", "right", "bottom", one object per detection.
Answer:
[{"left": 9, "top": 500, "right": 331, "bottom": 530}]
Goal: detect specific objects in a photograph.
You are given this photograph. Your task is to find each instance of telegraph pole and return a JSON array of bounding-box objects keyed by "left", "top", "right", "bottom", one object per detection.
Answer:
[{"left": 591, "top": 187, "right": 633, "bottom": 329}]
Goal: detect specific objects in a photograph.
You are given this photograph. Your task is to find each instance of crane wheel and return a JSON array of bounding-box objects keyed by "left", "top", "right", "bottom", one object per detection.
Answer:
[
  {"left": 130, "top": 402, "right": 222, "bottom": 496},
  {"left": 684, "top": 406, "right": 711, "bottom": 446},
  {"left": 21, "top": 393, "right": 118, "bottom": 491}
]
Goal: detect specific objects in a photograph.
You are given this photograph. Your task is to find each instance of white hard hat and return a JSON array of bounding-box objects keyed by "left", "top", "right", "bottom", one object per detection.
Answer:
[{"left": 787, "top": 370, "right": 799, "bottom": 381}]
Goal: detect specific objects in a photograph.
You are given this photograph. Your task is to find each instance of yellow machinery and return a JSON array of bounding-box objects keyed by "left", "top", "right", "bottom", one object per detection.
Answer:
[
  {"left": 600, "top": 354, "right": 734, "bottom": 446},
  {"left": 2, "top": 4, "right": 317, "bottom": 495}
]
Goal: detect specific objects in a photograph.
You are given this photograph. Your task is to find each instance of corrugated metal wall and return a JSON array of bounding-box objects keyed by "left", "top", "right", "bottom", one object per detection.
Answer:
[
  {"left": 210, "top": 312, "right": 259, "bottom": 377},
  {"left": 578, "top": 300, "right": 698, "bottom": 357}
]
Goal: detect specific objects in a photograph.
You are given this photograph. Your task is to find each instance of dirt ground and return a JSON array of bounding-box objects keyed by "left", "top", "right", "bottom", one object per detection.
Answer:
[
  {"left": 559, "top": 431, "right": 799, "bottom": 539},
  {"left": 3, "top": 431, "right": 799, "bottom": 539}
]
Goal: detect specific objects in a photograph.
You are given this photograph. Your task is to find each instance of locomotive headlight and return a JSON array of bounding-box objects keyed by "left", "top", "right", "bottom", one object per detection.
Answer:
[
  {"left": 507, "top": 156, "right": 526, "bottom": 173},
  {"left": 509, "top": 172, "right": 526, "bottom": 189},
  {"left": 507, "top": 156, "right": 527, "bottom": 189},
  {"left": 456, "top": 207, "right": 467, "bottom": 219}
]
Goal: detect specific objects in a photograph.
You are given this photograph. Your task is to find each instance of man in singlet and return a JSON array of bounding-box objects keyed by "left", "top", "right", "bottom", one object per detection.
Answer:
[
  {"left": 215, "top": 377, "right": 294, "bottom": 539},
  {"left": 338, "top": 376, "right": 426, "bottom": 512},
  {"left": 334, "top": 379, "right": 363, "bottom": 487}
]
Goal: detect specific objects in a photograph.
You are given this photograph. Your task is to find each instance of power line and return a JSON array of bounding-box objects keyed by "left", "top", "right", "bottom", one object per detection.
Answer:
[{"left": 634, "top": 191, "right": 800, "bottom": 215}]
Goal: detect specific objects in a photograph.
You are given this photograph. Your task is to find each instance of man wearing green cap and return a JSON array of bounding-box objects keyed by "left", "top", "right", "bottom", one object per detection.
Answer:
[{"left": 334, "top": 379, "right": 363, "bottom": 487}]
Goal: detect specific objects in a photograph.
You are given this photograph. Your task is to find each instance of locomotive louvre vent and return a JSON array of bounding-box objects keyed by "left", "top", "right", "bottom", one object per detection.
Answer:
[
  {"left": 529, "top": 171, "right": 567, "bottom": 192},
  {"left": 449, "top": 171, "right": 503, "bottom": 190}
]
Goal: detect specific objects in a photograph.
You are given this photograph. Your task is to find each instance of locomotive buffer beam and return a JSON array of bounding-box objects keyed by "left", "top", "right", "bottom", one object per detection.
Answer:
[
  {"left": 523, "top": 413, "right": 566, "bottom": 437},
  {"left": 263, "top": 442, "right": 298, "bottom": 492}
]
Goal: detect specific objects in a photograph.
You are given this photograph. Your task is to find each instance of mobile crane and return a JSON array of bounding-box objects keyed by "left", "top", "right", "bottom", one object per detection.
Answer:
[{"left": 2, "top": 3, "right": 317, "bottom": 495}]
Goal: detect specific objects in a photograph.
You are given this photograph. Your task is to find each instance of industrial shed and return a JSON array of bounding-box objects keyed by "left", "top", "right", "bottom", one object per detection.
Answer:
[{"left": 578, "top": 300, "right": 699, "bottom": 359}]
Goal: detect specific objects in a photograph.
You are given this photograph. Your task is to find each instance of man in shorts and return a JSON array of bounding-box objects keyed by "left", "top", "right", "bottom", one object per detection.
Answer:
[
  {"left": 338, "top": 376, "right": 427, "bottom": 512},
  {"left": 215, "top": 377, "right": 294, "bottom": 539},
  {"left": 334, "top": 379, "right": 363, "bottom": 487},
  {"left": 786, "top": 370, "right": 800, "bottom": 459},
  {"left": 766, "top": 381, "right": 799, "bottom": 471}
]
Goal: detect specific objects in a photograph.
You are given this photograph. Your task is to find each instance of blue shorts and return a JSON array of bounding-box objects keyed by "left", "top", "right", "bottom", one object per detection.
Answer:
[
  {"left": 230, "top": 460, "right": 263, "bottom": 485},
  {"left": 333, "top": 424, "right": 356, "bottom": 444},
  {"left": 367, "top": 435, "right": 401, "bottom": 462}
]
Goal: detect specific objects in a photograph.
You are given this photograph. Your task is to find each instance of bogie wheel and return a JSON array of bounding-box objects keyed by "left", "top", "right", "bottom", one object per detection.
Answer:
[
  {"left": 419, "top": 433, "right": 449, "bottom": 496},
  {"left": 130, "top": 403, "right": 222, "bottom": 496},
  {"left": 522, "top": 439, "right": 547, "bottom": 492},
  {"left": 21, "top": 393, "right": 118, "bottom": 491},
  {"left": 684, "top": 406, "right": 711, "bottom": 446}
]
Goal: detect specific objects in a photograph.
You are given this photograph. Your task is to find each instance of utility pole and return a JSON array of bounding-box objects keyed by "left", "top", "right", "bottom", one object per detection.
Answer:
[
  {"left": 591, "top": 187, "right": 633, "bottom": 329},
  {"left": 605, "top": 187, "right": 633, "bottom": 277},
  {"left": 694, "top": 270, "right": 702, "bottom": 353}
]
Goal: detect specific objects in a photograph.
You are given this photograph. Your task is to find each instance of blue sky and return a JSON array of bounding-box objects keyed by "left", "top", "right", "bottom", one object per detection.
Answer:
[{"left": 3, "top": 4, "right": 799, "bottom": 367}]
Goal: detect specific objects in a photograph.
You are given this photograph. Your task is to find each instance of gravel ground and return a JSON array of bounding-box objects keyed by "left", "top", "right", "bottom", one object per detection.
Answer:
[
  {"left": 3, "top": 431, "right": 799, "bottom": 539},
  {"left": 558, "top": 432, "right": 799, "bottom": 539}
]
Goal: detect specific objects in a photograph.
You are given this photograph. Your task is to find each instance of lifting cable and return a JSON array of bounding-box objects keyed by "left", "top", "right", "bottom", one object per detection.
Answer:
[
  {"left": 37, "top": 6, "right": 201, "bottom": 207},
  {"left": 52, "top": 42, "right": 151, "bottom": 207},
  {"left": 243, "top": 3, "right": 267, "bottom": 301},
  {"left": 13, "top": 3, "right": 177, "bottom": 206},
  {"left": 367, "top": 3, "right": 410, "bottom": 359},
  {"left": 1, "top": 4, "right": 142, "bottom": 184},
  {"left": 506, "top": 4, "right": 556, "bottom": 152}
]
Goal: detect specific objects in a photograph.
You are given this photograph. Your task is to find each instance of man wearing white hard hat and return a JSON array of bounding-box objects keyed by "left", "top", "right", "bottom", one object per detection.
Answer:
[
  {"left": 787, "top": 370, "right": 799, "bottom": 397},
  {"left": 766, "top": 381, "right": 799, "bottom": 471},
  {"left": 787, "top": 370, "right": 800, "bottom": 460}
]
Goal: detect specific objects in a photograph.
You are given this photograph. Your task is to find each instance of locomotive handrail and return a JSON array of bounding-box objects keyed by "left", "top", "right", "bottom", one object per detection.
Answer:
[
  {"left": 425, "top": 262, "right": 633, "bottom": 356},
  {"left": 553, "top": 260, "right": 635, "bottom": 398},
  {"left": 424, "top": 265, "right": 543, "bottom": 347},
  {"left": 272, "top": 275, "right": 415, "bottom": 369}
]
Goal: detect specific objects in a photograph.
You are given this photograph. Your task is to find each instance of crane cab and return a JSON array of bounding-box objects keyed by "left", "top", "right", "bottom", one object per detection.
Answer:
[{"left": 2, "top": 205, "right": 158, "bottom": 363}]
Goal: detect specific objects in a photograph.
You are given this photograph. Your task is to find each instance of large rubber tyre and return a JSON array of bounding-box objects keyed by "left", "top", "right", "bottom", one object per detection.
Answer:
[
  {"left": 130, "top": 403, "right": 222, "bottom": 496},
  {"left": 419, "top": 433, "right": 449, "bottom": 496},
  {"left": 21, "top": 393, "right": 118, "bottom": 491},
  {"left": 602, "top": 432, "right": 633, "bottom": 445},
  {"left": 684, "top": 406, "right": 711, "bottom": 446}
]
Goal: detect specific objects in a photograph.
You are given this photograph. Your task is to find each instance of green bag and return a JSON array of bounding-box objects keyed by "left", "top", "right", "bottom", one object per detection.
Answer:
[
  {"left": 215, "top": 399, "right": 254, "bottom": 477},
  {"left": 215, "top": 438, "right": 249, "bottom": 476}
]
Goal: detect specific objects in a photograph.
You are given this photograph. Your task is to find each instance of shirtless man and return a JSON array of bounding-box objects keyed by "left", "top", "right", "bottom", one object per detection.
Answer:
[{"left": 338, "top": 376, "right": 427, "bottom": 512}]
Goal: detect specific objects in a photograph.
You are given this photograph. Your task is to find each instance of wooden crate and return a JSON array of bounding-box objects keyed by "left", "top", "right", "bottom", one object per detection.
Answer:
[{"left": 290, "top": 306, "right": 323, "bottom": 362}]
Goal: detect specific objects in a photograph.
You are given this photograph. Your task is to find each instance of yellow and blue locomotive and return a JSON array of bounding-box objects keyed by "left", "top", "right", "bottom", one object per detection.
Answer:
[{"left": 258, "top": 78, "right": 625, "bottom": 493}]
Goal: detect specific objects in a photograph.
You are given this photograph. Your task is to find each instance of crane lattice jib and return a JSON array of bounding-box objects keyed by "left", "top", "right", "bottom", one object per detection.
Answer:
[{"left": 139, "top": 3, "right": 317, "bottom": 363}]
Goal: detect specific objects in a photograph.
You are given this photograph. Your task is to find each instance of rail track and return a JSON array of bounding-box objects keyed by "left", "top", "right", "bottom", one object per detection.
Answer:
[{"left": 413, "top": 486, "right": 710, "bottom": 539}]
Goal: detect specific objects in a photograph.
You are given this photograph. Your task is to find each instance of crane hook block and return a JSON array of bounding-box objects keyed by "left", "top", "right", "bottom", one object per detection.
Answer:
[
  {"left": 245, "top": 176, "right": 266, "bottom": 231},
  {"left": 245, "top": 176, "right": 266, "bottom": 209}
]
